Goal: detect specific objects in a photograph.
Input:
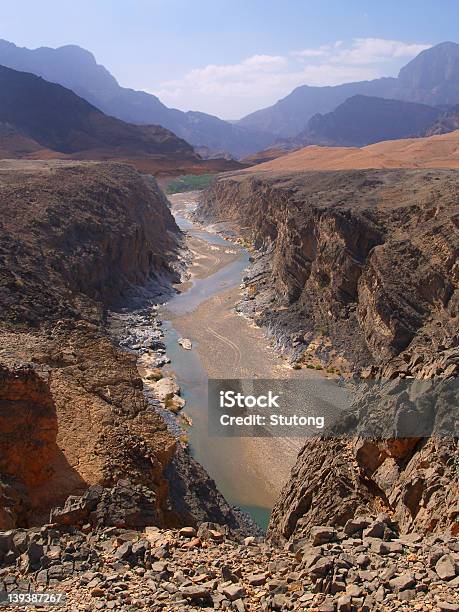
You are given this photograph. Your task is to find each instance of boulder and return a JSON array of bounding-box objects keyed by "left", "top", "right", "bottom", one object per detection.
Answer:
[
  {"left": 178, "top": 338, "right": 192, "bottom": 350},
  {"left": 153, "top": 377, "right": 180, "bottom": 401}
]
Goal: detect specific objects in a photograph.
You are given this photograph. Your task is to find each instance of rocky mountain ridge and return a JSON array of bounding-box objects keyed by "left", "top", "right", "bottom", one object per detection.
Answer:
[
  {"left": 0, "top": 40, "right": 274, "bottom": 158},
  {"left": 239, "top": 42, "right": 459, "bottom": 138},
  {"left": 0, "top": 65, "right": 244, "bottom": 177},
  {"left": 296, "top": 95, "right": 442, "bottom": 147}
]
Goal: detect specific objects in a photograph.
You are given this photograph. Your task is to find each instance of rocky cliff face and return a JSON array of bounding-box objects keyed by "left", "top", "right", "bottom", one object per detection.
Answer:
[
  {"left": 0, "top": 160, "right": 180, "bottom": 325},
  {"left": 0, "top": 160, "right": 243, "bottom": 532},
  {"left": 198, "top": 168, "right": 459, "bottom": 540},
  {"left": 199, "top": 169, "right": 459, "bottom": 375}
]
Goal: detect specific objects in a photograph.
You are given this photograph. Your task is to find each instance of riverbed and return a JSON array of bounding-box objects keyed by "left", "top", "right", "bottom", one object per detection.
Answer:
[{"left": 160, "top": 192, "right": 320, "bottom": 530}]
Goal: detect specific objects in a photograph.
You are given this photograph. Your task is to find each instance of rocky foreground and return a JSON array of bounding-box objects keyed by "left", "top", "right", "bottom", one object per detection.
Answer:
[{"left": 1, "top": 512, "right": 459, "bottom": 611}]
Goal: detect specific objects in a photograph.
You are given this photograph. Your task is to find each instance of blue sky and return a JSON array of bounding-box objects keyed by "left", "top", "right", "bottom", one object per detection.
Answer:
[{"left": 1, "top": 0, "right": 458, "bottom": 118}]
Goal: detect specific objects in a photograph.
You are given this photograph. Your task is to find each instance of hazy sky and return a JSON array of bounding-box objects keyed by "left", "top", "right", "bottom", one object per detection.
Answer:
[{"left": 1, "top": 0, "right": 458, "bottom": 118}]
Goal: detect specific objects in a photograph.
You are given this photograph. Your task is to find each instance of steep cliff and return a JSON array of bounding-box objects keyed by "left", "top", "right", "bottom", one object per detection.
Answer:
[
  {"left": 199, "top": 169, "right": 459, "bottom": 375},
  {"left": 0, "top": 160, "right": 243, "bottom": 531},
  {"left": 198, "top": 168, "right": 459, "bottom": 539},
  {"left": 0, "top": 161, "right": 179, "bottom": 326}
]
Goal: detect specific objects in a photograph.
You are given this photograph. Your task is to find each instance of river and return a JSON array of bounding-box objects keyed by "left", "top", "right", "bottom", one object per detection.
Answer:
[{"left": 159, "top": 192, "right": 317, "bottom": 530}]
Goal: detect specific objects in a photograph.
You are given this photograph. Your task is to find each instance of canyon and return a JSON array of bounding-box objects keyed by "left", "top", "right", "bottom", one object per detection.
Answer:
[
  {"left": 0, "top": 157, "right": 457, "bottom": 609},
  {"left": 0, "top": 20, "right": 459, "bottom": 612}
]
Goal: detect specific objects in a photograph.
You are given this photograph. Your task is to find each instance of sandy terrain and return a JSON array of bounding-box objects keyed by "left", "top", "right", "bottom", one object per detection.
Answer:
[{"left": 245, "top": 129, "right": 459, "bottom": 173}]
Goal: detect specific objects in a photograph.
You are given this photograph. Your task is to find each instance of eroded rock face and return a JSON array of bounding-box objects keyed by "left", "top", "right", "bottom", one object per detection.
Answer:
[
  {"left": 0, "top": 364, "right": 57, "bottom": 492},
  {"left": 198, "top": 169, "right": 459, "bottom": 374},
  {"left": 0, "top": 161, "right": 244, "bottom": 532},
  {"left": 269, "top": 436, "right": 459, "bottom": 543},
  {"left": 0, "top": 161, "right": 180, "bottom": 326}
]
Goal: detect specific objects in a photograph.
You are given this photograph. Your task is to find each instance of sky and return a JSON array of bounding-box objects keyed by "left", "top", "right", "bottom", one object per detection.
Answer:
[{"left": 1, "top": 0, "right": 459, "bottom": 119}]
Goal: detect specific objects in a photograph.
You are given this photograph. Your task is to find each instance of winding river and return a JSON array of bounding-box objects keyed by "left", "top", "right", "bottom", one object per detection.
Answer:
[
  {"left": 160, "top": 202, "right": 275, "bottom": 529},
  {"left": 158, "top": 194, "right": 339, "bottom": 530}
]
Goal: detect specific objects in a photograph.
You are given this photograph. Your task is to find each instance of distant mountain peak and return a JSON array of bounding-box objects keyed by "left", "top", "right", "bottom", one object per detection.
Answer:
[{"left": 398, "top": 40, "right": 459, "bottom": 88}]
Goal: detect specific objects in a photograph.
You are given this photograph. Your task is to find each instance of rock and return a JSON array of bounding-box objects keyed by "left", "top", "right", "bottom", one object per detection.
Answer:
[
  {"left": 23, "top": 542, "right": 44, "bottom": 571},
  {"left": 356, "top": 554, "right": 371, "bottom": 567},
  {"left": 178, "top": 338, "right": 192, "bottom": 350},
  {"left": 153, "top": 377, "right": 180, "bottom": 401},
  {"left": 180, "top": 585, "right": 210, "bottom": 600},
  {"left": 197, "top": 522, "right": 228, "bottom": 540},
  {"left": 91, "top": 587, "right": 105, "bottom": 598},
  {"left": 182, "top": 537, "right": 201, "bottom": 549},
  {"left": 346, "top": 584, "right": 362, "bottom": 597},
  {"left": 381, "top": 541, "right": 403, "bottom": 554},
  {"left": 50, "top": 481, "right": 160, "bottom": 529},
  {"left": 318, "top": 601, "right": 335, "bottom": 612},
  {"left": 233, "top": 599, "right": 246, "bottom": 612},
  {"left": 344, "top": 517, "right": 371, "bottom": 536},
  {"left": 132, "top": 539, "right": 149, "bottom": 558},
  {"left": 179, "top": 527, "right": 197, "bottom": 538},
  {"left": 144, "top": 368, "right": 163, "bottom": 382},
  {"left": 272, "top": 593, "right": 289, "bottom": 609},
  {"left": 362, "top": 521, "right": 386, "bottom": 539},
  {"left": 221, "top": 565, "right": 239, "bottom": 583},
  {"left": 310, "top": 526, "right": 338, "bottom": 546},
  {"left": 115, "top": 542, "right": 132, "bottom": 561},
  {"left": 243, "top": 536, "right": 255, "bottom": 546},
  {"left": 398, "top": 589, "right": 416, "bottom": 601},
  {"left": 337, "top": 595, "right": 352, "bottom": 612},
  {"left": 389, "top": 573, "right": 416, "bottom": 591},
  {"left": 309, "top": 557, "right": 334, "bottom": 578},
  {"left": 208, "top": 529, "right": 224, "bottom": 541},
  {"left": 247, "top": 573, "right": 267, "bottom": 586},
  {"left": 166, "top": 394, "right": 185, "bottom": 412},
  {"left": 50, "top": 486, "right": 102, "bottom": 525},
  {"left": 436, "top": 554, "right": 457, "bottom": 580},
  {"left": 438, "top": 602, "right": 459, "bottom": 612},
  {"left": 151, "top": 561, "right": 169, "bottom": 573},
  {"left": 222, "top": 584, "right": 246, "bottom": 601}
]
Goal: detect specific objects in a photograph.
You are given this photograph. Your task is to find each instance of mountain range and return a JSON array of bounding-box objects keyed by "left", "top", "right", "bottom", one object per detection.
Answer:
[
  {"left": 296, "top": 95, "right": 442, "bottom": 147},
  {"left": 0, "top": 40, "right": 273, "bottom": 158},
  {"left": 1, "top": 40, "right": 459, "bottom": 158},
  {"left": 0, "top": 64, "right": 243, "bottom": 176},
  {"left": 238, "top": 41, "right": 459, "bottom": 137}
]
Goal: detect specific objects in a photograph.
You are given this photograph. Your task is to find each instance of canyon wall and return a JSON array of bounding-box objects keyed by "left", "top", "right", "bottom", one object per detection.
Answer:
[
  {"left": 198, "top": 168, "right": 459, "bottom": 538},
  {"left": 0, "top": 160, "right": 242, "bottom": 531},
  {"left": 199, "top": 169, "right": 459, "bottom": 376}
]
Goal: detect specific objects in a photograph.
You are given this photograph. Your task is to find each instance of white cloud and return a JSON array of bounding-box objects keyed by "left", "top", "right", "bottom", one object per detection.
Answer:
[
  {"left": 332, "top": 38, "right": 431, "bottom": 65},
  {"left": 151, "top": 38, "right": 431, "bottom": 119},
  {"left": 291, "top": 45, "right": 331, "bottom": 58}
]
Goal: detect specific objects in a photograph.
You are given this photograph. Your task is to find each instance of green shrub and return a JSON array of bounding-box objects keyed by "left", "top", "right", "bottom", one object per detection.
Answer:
[{"left": 165, "top": 174, "right": 216, "bottom": 194}]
